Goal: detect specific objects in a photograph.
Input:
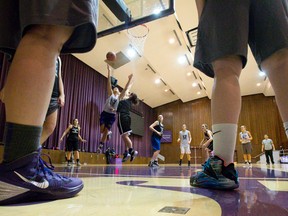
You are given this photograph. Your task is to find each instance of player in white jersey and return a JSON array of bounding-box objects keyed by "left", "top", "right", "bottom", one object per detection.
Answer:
[{"left": 177, "top": 124, "right": 192, "bottom": 167}]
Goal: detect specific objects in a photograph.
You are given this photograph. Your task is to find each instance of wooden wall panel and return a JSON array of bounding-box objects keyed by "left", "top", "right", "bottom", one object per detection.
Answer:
[{"left": 154, "top": 94, "right": 288, "bottom": 164}]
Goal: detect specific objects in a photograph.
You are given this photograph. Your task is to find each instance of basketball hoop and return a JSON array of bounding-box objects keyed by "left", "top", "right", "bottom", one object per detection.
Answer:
[{"left": 127, "top": 24, "right": 149, "bottom": 56}]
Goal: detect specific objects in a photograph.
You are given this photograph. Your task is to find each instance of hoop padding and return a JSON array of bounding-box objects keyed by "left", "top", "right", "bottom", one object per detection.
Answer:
[{"left": 127, "top": 24, "right": 149, "bottom": 55}]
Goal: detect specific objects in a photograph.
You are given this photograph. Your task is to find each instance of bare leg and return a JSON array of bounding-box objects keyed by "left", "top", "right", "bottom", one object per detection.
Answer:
[
  {"left": 262, "top": 48, "right": 288, "bottom": 122},
  {"left": 5, "top": 25, "right": 73, "bottom": 125},
  {"left": 151, "top": 150, "right": 160, "bottom": 161},
  {"left": 122, "top": 134, "right": 132, "bottom": 149},
  {"left": 40, "top": 110, "right": 58, "bottom": 146},
  {"left": 211, "top": 56, "right": 242, "bottom": 164}
]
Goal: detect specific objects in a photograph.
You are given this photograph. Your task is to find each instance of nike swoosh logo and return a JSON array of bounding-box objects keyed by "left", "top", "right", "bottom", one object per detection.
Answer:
[{"left": 14, "top": 171, "right": 49, "bottom": 189}]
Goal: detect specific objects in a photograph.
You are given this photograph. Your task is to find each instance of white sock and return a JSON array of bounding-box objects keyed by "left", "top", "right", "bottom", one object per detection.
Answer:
[
  {"left": 212, "top": 124, "right": 238, "bottom": 166},
  {"left": 284, "top": 122, "right": 288, "bottom": 138}
]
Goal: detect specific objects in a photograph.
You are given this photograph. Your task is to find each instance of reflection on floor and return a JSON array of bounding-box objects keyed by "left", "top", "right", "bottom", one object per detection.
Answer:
[{"left": 1, "top": 163, "right": 288, "bottom": 216}]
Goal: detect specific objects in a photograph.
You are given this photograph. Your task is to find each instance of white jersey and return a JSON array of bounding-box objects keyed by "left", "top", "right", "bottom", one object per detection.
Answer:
[
  {"left": 179, "top": 130, "right": 190, "bottom": 145},
  {"left": 103, "top": 94, "right": 119, "bottom": 114},
  {"left": 240, "top": 131, "right": 250, "bottom": 144}
]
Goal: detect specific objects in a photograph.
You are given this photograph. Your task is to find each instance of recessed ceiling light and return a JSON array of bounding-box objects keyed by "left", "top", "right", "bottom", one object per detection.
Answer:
[
  {"left": 197, "top": 91, "right": 201, "bottom": 95},
  {"left": 259, "top": 71, "right": 266, "bottom": 77},
  {"left": 187, "top": 72, "right": 192, "bottom": 76},
  {"left": 178, "top": 56, "right": 186, "bottom": 64},
  {"left": 192, "top": 82, "right": 198, "bottom": 87},
  {"left": 257, "top": 83, "right": 261, "bottom": 86},
  {"left": 168, "top": 38, "right": 175, "bottom": 44},
  {"left": 153, "top": 8, "right": 161, "bottom": 15},
  {"left": 164, "top": 89, "right": 169, "bottom": 92},
  {"left": 127, "top": 48, "right": 137, "bottom": 58},
  {"left": 155, "top": 78, "right": 161, "bottom": 84}
]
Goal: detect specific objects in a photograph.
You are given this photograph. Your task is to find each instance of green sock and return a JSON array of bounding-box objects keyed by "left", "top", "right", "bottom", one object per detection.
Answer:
[{"left": 3, "top": 122, "right": 42, "bottom": 163}]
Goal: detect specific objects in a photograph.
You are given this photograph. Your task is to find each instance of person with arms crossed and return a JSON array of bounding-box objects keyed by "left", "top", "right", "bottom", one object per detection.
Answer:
[{"left": 262, "top": 134, "right": 275, "bottom": 165}]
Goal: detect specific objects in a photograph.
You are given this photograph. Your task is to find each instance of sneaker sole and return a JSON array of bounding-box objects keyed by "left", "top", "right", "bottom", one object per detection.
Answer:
[
  {"left": 190, "top": 172, "right": 239, "bottom": 190},
  {"left": 0, "top": 180, "right": 83, "bottom": 205}
]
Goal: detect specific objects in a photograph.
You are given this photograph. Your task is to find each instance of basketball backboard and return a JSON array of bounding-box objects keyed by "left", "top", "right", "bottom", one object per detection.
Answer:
[{"left": 98, "top": 0, "right": 175, "bottom": 38}]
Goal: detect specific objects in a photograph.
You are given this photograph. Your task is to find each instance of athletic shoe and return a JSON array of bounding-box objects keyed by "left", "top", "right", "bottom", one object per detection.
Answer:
[
  {"left": 122, "top": 151, "right": 131, "bottom": 162},
  {"left": 153, "top": 160, "right": 159, "bottom": 167},
  {"left": 248, "top": 162, "right": 252, "bottom": 168},
  {"left": 130, "top": 150, "right": 138, "bottom": 162},
  {"left": 0, "top": 148, "right": 83, "bottom": 205},
  {"left": 190, "top": 156, "right": 239, "bottom": 190},
  {"left": 179, "top": 160, "right": 182, "bottom": 166},
  {"left": 67, "top": 161, "right": 72, "bottom": 167},
  {"left": 148, "top": 161, "right": 157, "bottom": 167},
  {"left": 107, "top": 131, "right": 112, "bottom": 141},
  {"left": 188, "top": 161, "right": 191, "bottom": 167},
  {"left": 243, "top": 162, "right": 249, "bottom": 168}
]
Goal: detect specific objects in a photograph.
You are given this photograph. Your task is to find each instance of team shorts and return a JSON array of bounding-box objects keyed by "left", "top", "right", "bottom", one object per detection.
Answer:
[
  {"left": 242, "top": 142, "right": 252, "bottom": 154},
  {"left": 66, "top": 139, "right": 79, "bottom": 152},
  {"left": 46, "top": 97, "right": 60, "bottom": 117},
  {"left": 194, "top": 0, "right": 288, "bottom": 77},
  {"left": 100, "top": 111, "right": 116, "bottom": 130},
  {"left": 117, "top": 113, "right": 132, "bottom": 135},
  {"left": 0, "top": 0, "right": 98, "bottom": 57},
  {"left": 180, "top": 144, "right": 191, "bottom": 154},
  {"left": 151, "top": 135, "right": 161, "bottom": 151},
  {"left": 207, "top": 141, "right": 213, "bottom": 151}
]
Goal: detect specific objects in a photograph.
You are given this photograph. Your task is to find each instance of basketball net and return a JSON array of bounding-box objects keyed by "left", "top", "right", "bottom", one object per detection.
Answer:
[{"left": 127, "top": 24, "right": 149, "bottom": 56}]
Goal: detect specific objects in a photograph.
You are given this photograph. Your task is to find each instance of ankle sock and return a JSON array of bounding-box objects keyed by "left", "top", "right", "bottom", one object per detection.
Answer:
[
  {"left": 3, "top": 122, "right": 42, "bottom": 163},
  {"left": 212, "top": 124, "right": 237, "bottom": 165}
]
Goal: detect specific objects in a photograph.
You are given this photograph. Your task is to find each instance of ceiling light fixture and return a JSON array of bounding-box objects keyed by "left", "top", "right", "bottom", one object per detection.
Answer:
[
  {"left": 169, "top": 38, "right": 175, "bottom": 44},
  {"left": 155, "top": 78, "right": 161, "bottom": 84},
  {"left": 192, "top": 82, "right": 197, "bottom": 87},
  {"left": 259, "top": 71, "right": 266, "bottom": 77},
  {"left": 178, "top": 56, "right": 186, "bottom": 64},
  {"left": 257, "top": 83, "right": 261, "bottom": 86},
  {"left": 127, "top": 47, "right": 137, "bottom": 58}
]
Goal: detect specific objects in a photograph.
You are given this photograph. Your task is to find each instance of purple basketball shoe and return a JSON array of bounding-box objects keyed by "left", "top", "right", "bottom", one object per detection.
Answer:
[{"left": 0, "top": 148, "right": 83, "bottom": 205}]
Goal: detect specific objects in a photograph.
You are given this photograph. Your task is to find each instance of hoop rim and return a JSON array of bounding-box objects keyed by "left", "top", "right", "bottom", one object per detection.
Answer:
[{"left": 127, "top": 24, "right": 149, "bottom": 38}]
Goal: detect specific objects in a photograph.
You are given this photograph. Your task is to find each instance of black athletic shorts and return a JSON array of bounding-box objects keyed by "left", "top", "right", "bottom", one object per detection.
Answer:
[
  {"left": 117, "top": 113, "right": 132, "bottom": 135},
  {"left": 0, "top": 0, "right": 98, "bottom": 57},
  {"left": 66, "top": 139, "right": 79, "bottom": 152},
  {"left": 194, "top": 0, "right": 288, "bottom": 77}
]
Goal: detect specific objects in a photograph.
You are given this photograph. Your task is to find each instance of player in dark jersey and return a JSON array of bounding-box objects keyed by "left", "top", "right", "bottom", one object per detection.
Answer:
[
  {"left": 200, "top": 124, "right": 213, "bottom": 161},
  {"left": 60, "top": 118, "right": 86, "bottom": 166},
  {"left": 117, "top": 92, "right": 139, "bottom": 162},
  {"left": 148, "top": 115, "right": 164, "bottom": 167},
  {"left": 41, "top": 56, "right": 65, "bottom": 149}
]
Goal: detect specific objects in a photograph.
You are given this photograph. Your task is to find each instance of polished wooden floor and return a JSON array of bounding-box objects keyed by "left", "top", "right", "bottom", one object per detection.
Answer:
[{"left": 1, "top": 162, "right": 288, "bottom": 216}]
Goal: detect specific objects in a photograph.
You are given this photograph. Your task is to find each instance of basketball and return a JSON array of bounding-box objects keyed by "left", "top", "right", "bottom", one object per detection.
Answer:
[{"left": 106, "top": 51, "right": 117, "bottom": 61}]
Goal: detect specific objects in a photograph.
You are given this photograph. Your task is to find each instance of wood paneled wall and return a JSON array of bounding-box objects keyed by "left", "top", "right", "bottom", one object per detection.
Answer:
[{"left": 154, "top": 94, "right": 288, "bottom": 163}]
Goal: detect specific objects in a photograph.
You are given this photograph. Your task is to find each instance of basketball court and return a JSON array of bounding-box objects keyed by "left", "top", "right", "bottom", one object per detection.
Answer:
[
  {"left": 1, "top": 0, "right": 288, "bottom": 215},
  {"left": 1, "top": 163, "right": 288, "bottom": 215}
]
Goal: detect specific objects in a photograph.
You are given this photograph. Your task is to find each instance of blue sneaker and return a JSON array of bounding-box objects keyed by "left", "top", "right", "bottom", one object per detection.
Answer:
[
  {"left": 190, "top": 156, "right": 239, "bottom": 190},
  {"left": 0, "top": 148, "right": 83, "bottom": 205}
]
